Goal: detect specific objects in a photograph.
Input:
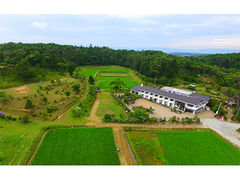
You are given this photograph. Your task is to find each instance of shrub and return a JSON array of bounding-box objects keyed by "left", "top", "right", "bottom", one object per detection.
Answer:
[
  {"left": 42, "top": 97, "right": 48, "bottom": 104},
  {"left": 46, "top": 104, "right": 57, "bottom": 113},
  {"left": 21, "top": 115, "right": 29, "bottom": 124},
  {"left": 103, "top": 114, "right": 114, "bottom": 122},
  {"left": 25, "top": 99, "right": 34, "bottom": 109},
  {"left": 71, "top": 106, "right": 82, "bottom": 117},
  {"left": 72, "top": 84, "right": 81, "bottom": 93},
  {"left": 0, "top": 92, "right": 7, "bottom": 102},
  {"left": 150, "top": 117, "right": 158, "bottom": 123}
]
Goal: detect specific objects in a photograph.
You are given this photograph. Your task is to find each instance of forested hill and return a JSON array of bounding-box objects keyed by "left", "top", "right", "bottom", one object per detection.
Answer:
[
  {"left": 196, "top": 53, "right": 240, "bottom": 69},
  {"left": 0, "top": 42, "right": 240, "bottom": 89}
]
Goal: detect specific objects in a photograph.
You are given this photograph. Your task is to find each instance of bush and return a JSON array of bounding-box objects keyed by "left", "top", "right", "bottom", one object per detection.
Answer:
[
  {"left": 150, "top": 117, "right": 158, "bottom": 123},
  {"left": 103, "top": 114, "right": 114, "bottom": 122},
  {"left": 21, "top": 115, "right": 29, "bottom": 124},
  {"left": 25, "top": 99, "right": 34, "bottom": 109},
  {"left": 0, "top": 92, "right": 6, "bottom": 102},
  {"left": 46, "top": 104, "right": 57, "bottom": 113}
]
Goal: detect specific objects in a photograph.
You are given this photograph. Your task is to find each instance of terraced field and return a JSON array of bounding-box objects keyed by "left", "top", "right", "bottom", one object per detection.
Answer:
[
  {"left": 82, "top": 66, "right": 141, "bottom": 89},
  {"left": 127, "top": 129, "right": 240, "bottom": 165},
  {"left": 31, "top": 127, "right": 120, "bottom": 165}
]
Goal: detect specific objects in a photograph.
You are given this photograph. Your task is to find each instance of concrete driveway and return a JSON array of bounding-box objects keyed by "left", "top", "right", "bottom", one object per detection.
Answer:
[{"left": 201, "top": 117, "right": 240, "bottom": 148}]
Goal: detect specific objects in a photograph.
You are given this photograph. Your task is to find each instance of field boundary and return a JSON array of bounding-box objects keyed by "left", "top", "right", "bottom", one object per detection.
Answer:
[
  {"left": 124, "top": 133, "right": 138, "bottom": 165},
  {"left": 26, "top": 129, "right": 49, "bottom": 165}
]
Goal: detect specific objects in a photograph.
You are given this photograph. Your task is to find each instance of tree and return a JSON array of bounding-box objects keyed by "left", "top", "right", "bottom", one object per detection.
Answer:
[
  {"left": 72, "top": 84, "right": 81, "bottom": 93},
  {"left": 134, "top": 109, "right": 149, "bottom": 122},
  {"left": 110, "top": 78, "right": 126, "bottom": 95},
  {"left": 42, "top": 97, "right": 48, "bottom": 104},
  {"left": 88, "top": 75, "right": 94, "bottom": 85},
  {"left": 25, "top": 99, "right": 34, "bottom": 109},
  {"left": 64, "top": 91, "right": 71, "bottom": 98}
]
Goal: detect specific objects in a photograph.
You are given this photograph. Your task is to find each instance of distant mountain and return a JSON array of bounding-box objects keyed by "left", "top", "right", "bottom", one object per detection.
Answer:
[
  {"left": 112, "top": 46, "right": 240, "bottom": 55},
  {"left": 168, "top": 52, "right": 208, "bottom": 57}
]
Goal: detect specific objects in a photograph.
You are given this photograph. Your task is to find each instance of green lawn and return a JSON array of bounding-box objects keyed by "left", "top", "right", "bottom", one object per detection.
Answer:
[
  {"left": 31, "top": 127, "right": 120, "bottom": 165},
  {"left": 127, "top": 129, "right": 240, "bottom": 165},
  {"left": 96, "top": 92, "right": 127, "bottom": 119},
  {"left": 82, "top": 66, "right": 141, "bottom": 89}
]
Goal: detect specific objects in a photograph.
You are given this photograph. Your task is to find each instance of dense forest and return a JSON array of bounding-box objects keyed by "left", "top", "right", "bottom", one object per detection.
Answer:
[
  {"left": 0, "top": 42, "right": 240, "bottom": 121},
  {"left": 0, "top": 42, "right": 239, "bottom": 85}
]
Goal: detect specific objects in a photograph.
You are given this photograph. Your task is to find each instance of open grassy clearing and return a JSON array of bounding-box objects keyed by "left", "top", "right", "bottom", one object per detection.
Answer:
[
  {"left": 127, "top": 129, "right": 240, "bottom": 165},
  {"left": 82, "top": 66, "right": 142, "bottom": 89},
  {"left": 31, "top": 127, "right": 120, "bottom": 165},
  {"left": 96, "top": 92, "right": 127, "bottom": 120}
]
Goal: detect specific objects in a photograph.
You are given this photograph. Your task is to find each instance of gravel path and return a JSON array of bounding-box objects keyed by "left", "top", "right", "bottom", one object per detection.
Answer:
[{"left": 201, "top": 118, "right": 240, "bottom": 148}]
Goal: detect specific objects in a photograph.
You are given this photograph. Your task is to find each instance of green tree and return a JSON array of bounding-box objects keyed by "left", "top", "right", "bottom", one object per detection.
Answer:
[
  {"left": 134, "top": 108, "right": 149, "bottom": 122},
  {"left": 64, "top": 91, "right": 71, "bottom": 97},
  {"left": 88, "top": 75, "right": 94, "bottom": 85},
  {"left": 42, "top": 97, "right": 48, "bottom": 104},
  {"left": 25, "top": 99, "right": 34, "bottom": 109},
  {"left": 110, "top": 78, "right": 126, "bottom": 95}
]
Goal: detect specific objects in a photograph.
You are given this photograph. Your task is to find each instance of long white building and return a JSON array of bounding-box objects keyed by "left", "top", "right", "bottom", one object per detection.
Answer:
[{"left": 130, "top": 85, "right": 211, "bottom": 114}]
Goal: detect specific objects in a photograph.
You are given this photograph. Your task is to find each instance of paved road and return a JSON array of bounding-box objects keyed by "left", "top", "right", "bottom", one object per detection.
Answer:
[{"left": 202, "top": 118, "right": 240, "bottom": 148}]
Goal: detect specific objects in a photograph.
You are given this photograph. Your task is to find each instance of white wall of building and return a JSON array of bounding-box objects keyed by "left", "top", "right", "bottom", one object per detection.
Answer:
[{"left": 131, "top": 90, "right": 208, "bottom": 114}]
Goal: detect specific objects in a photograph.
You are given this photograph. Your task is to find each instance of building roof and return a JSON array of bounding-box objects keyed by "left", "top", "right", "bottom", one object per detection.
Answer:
[{"left": 130, "top": 86, "right": 211, "bottom": 105}]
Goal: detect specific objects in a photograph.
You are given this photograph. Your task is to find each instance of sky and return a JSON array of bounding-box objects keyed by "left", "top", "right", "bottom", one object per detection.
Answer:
[{"left": 1, "top": 14, "right": 240, "bottom": 53}]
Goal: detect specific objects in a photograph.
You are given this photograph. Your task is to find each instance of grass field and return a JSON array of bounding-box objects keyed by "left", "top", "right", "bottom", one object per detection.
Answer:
[
  {"left": 96, "top": 92, "right": 127, "bottom": 119},
  {"left": 127, "top": 129, "right": 240, "bottom": 165},
  {"left": 31, "top": 127, "right": 120, "bottom": 165},
  {"left": 82, "top": 66, "right": 141, "bottom": 89},
  {"left": 0, "top": 75, "right": 89, "bottom": 165}
]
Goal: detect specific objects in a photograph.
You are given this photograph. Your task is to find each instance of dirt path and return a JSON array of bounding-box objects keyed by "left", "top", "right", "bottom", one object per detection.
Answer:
[
  {"left": 87, "top": 93, "right": 102, "bottom": 122},
  {"left": 112, "top": 127, "right": 135, "bottom": 165}
]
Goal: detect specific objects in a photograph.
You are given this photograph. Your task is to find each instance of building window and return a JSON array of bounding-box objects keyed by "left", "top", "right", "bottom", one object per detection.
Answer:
[
  {"left": 145, "top": 96, "right": 149, "bottom": 98},
  {"left": 160, "top": 96, "right": 163, "bottom": 98},
  {"left": 145, "top": 92, "right": 149, "bottom": 94},
  {"left": 165, "top": 97, "right": 168, "bottom": 100},
  {"left": 155, "top": 94, "right": 158, "bottom": 97},
  {"left": 170, "top": 99, "right": 174, "bottom": 101},
  {"left": 187, "top": 104, "right": 194, "bottom": 107},
  {"left": 141, "top": 91, "right": 144, "bottom": 93},
  {"left": 150, "top": 93, "right": 153, "bottom": 95}
]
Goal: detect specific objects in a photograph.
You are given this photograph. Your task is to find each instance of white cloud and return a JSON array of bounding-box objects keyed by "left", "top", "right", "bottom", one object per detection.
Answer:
[
  {"left": 32, "top": 21, "right": 48, "bottom": 30},
  {"left": 0, "top": 27, "right": 12, "bottom": 32},
  {"left": 169, "top": 35, "right": 240, "bottom": 49}
]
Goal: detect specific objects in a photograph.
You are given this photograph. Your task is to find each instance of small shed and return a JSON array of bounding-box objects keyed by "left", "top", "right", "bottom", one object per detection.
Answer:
[{"left": 189, "top": 84, "right": 197, "bottom": 88}]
